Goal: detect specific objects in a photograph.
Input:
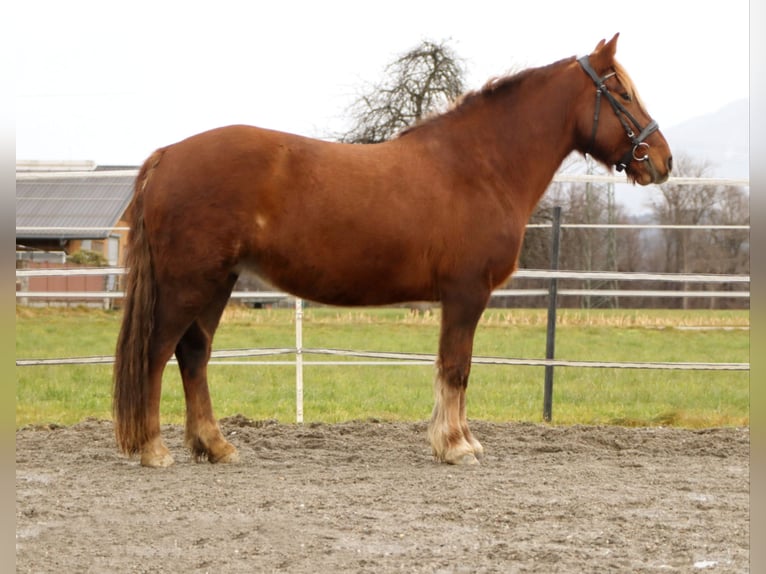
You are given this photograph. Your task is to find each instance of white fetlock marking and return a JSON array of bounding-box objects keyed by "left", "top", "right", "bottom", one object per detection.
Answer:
[{"left": 430, "top": 370, "right": 480, "bottom": 463}]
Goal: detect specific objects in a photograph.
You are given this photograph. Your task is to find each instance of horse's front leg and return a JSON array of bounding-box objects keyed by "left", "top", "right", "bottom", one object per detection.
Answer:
[{"left": 429, "top": 294, "right": 487, "bottom": 465}]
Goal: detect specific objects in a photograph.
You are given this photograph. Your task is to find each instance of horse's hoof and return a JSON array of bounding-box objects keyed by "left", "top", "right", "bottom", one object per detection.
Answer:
[
  {"left": 209, "top": 445, "right": 240, "bottom": 464},
  {"left": 141, "top": 451, "right": 175, "bottom": 468},
  {"left": 454, "top": 453, "right": 480, "bottom": 466},
  {"left": 437, "top": 450, "right": 480, "bottom": 465}
]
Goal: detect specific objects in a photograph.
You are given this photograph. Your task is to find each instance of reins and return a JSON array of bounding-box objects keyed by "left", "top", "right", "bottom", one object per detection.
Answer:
[{"left": 578, "top": 55, "right": 659, "bottom": 172}]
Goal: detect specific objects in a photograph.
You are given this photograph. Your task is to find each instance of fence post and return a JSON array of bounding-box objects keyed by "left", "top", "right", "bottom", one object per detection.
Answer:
[
  {"left": 295, "top": 297, "right": 304, "bottom": 424},
  {"left": 543, "top": 206, "right": 562, "bottom": 422}
]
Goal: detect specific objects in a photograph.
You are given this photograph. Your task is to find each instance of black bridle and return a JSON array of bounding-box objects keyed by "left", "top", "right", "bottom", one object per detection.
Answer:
[{"left": 577, "top": 55, "right": 659, "bottom": 172}]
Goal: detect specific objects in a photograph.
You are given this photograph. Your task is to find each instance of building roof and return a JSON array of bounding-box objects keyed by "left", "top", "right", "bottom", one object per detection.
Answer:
[{"left": 16, "top": 170, "right": 137, "bottom": 240}]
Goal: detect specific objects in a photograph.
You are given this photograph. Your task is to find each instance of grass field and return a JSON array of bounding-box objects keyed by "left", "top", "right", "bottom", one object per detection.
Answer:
[{"left": 15, "top": 305, "right": 749, "bottom": 429}]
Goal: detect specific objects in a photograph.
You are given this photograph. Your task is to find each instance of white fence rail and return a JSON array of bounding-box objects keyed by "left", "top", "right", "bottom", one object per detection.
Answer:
[{"left": 14, "top": 267, "right": 751, "bottom": 301}]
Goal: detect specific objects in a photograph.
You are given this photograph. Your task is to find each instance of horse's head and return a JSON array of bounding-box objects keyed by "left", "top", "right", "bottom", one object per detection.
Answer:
[{"left": 575, "top": 33, "right": 672, "bottom": 185}]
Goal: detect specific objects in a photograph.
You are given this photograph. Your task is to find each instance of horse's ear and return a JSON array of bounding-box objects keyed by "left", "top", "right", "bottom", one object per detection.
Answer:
[{"left": 590, "top": 33, "right": 619, "bottom": 71}]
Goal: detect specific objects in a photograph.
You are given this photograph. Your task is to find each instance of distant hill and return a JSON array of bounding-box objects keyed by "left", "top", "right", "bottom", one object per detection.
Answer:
[{"left": 663, "top": 98, "right": 749, "bottom": 179}]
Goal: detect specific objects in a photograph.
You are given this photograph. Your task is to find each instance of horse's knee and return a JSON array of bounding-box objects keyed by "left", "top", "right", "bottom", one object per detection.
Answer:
[{"left": 437, "top": 360, "right": 471, "bottom": 389}]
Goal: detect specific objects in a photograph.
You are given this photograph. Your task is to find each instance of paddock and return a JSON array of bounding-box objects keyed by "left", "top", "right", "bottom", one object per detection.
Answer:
[{"left": 16, "top": 417, "right": 748, "bottom": 573}]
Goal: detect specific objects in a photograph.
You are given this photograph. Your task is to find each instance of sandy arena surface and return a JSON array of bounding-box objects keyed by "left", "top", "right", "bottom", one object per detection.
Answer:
[{"left": 16, "top": 417, "right": 749, "bottom": 573}]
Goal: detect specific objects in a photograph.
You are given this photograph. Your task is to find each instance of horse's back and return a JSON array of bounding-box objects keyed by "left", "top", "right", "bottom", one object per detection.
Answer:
[
  {"left": 136, "top": 125, "right": 452, "bottom": 305},
  {"left": 145, "top": 124, "right": 408, "bottom": 208}
]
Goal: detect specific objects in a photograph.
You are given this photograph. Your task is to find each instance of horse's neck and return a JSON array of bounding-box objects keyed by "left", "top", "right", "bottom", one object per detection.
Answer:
[{"left": 436, "top": 68, "right": 580, "bottom": 215}]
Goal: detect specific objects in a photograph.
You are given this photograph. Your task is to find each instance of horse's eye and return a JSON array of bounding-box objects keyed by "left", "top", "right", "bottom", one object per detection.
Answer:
[{"left": 620, "top": 92, "right": 632, "bottom": 102}]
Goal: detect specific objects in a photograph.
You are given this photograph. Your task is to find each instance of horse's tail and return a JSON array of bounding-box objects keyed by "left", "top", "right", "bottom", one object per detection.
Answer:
[{"left": 113, "top": 150, "right": 163, "bottom": 455}]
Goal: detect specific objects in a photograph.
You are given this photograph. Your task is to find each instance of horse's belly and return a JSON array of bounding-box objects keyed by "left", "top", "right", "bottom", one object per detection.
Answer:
[{"left": 236, "top": 251, "right": 435, "bottom": 307}]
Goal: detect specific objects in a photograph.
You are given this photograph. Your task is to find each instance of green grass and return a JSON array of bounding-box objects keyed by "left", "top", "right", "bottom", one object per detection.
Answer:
[{"left": 15, "top": 306, "right": 749, "bottom": 428}]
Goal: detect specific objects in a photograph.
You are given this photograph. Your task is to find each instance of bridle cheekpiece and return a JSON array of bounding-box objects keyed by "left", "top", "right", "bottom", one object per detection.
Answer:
[{"left": 577, "top": 55, "right": 659, "bottom": 172}]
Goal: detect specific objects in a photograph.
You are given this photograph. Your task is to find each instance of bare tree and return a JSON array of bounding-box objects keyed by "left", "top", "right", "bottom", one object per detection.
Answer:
[
  {"left": 647, "top": 153, "right": 751, "bottom": 308},
  {"left": 651, "top": 154, "right": 719, "bottom": 278},
  {"left": 340, "top": 40, "right": 466, "bottom": 143},
  {"left": 708, "top": 186, "right": 750, "bottom": 275}
]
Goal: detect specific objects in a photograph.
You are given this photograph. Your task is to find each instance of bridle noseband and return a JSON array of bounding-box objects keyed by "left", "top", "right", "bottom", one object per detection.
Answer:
[{"left": 578, "top": 56, "right": 659, "bottom": 172}]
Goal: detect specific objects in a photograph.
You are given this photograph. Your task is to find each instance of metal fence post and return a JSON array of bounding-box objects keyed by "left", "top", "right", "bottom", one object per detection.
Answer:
[{"left": 543, "top": 206, "right": 562, "bottom": 422}]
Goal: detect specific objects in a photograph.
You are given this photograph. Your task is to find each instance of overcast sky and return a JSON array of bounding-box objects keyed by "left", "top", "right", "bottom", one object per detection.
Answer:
[{"left": 15, "top": 0, "right": 749, "bottom": 165}]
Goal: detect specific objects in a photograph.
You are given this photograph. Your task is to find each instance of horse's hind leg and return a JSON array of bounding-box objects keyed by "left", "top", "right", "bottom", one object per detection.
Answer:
[
  {"left": 175, "top": 276, "right": 239, "bottom": 463},
  {"left": 429, "top": 292, "right": 488, "bottom": 465},
  {"left": 141, "top": 335, "right": 179, "bottom": 468}
]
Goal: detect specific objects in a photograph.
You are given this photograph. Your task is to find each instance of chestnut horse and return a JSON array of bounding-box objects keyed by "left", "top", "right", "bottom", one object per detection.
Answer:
[{"left": 114, "top": 34, "right": 672, "bottom": 467}]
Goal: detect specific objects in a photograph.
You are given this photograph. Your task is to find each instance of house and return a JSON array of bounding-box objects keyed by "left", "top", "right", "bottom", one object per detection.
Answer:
[
  {"left": 16, "top": 162, "right": 137, "bottom": 266},
  {"left": 16, "top": 162, "right": 137, "bottom": 307}
]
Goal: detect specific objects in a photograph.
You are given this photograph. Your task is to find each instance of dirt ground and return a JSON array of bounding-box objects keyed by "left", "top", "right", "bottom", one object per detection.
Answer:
[{"left": 16, "top": 417, "right": 749, "bottom": 573}]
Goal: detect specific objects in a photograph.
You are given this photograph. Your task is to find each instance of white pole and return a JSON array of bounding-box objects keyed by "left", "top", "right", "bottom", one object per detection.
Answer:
[{"left": 295, "top": 297, "right": 304, "bottom": 423}]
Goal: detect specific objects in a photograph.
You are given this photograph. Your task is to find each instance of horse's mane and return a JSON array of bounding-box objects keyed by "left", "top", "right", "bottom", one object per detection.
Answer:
[
  {"left": 398, "top": 57, "right": 576, "bottom": 138},
  {"left": 397, "top": 55, "right": 647, "bottom": 138}
]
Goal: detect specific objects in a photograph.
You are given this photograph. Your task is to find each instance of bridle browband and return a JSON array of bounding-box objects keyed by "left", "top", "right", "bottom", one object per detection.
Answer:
[{"left": 577, "top": 55, "right": 659, "bottom": 172}]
